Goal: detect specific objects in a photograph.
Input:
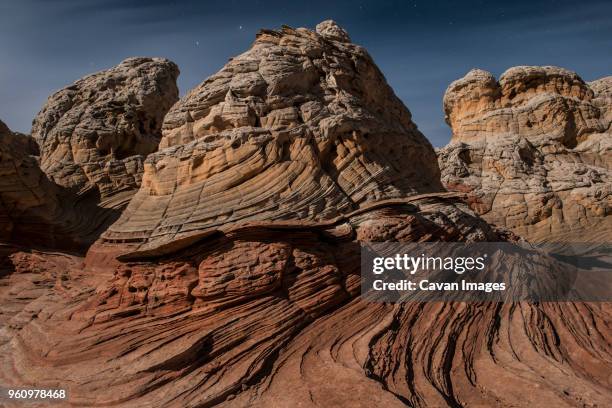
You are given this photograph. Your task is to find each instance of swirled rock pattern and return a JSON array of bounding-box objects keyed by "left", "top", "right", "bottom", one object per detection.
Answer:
[
  {"left": 0, "top": 22, "right": 611, "bottom": 408},
  {"left": 2, "top": 201, "right": 611, "bottom": 407},
  {"left": 438, "top": 67, "right": 611, "bottom": 241},
  {"left": 99, "top": 21, "right": 440, "bottom": 257},
  {"left": 0, "top": 117, "right": 124, "bottom": 249}
]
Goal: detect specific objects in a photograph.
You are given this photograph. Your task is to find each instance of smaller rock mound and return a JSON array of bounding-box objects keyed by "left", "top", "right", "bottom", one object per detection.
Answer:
[
  {"left": 0, "top": 58, "right": 180, "bottom": 250},
  {"left": 439, "top": 66, "right": 611, "bottom": 242},
  {"left": 32, "top": 57, "right": 179, "bottom": 200},
  {"left": 443, "top": 66, "right": 605, "bottom": 145}
]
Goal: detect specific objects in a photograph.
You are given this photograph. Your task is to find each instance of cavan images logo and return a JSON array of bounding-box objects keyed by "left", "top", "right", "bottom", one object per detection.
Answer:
[
  {"left": 361, "top": 242, "right": 612, "bottom": 302},
  {"left": 370, "top": 251, "right": 505, "bottom": 293}
]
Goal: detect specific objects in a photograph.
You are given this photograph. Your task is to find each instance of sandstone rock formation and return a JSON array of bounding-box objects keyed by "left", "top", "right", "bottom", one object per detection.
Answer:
[
  {"left": 33, "top": 57, "right": 179, "bottom": 207},
  {"left": 0, "top": 58, "right": 180, "bottom": 250},
  {"left": 98, "top": 21, "right": 441, "bottom": 257},
  {"left": 438, "top": 67, "right": 611, "bottom": 241},
  {"left": 0, "top": 22, "right": 610, "bottom": 408}
]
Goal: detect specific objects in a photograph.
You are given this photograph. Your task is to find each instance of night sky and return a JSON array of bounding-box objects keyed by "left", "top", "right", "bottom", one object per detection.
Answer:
[{"left": 1, "top": 0, "right": 610, "bottom": 146}]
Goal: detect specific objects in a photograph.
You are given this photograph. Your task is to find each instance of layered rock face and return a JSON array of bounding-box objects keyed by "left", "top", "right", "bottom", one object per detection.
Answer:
[
  {"left": 0, "top": 120, "right": 66, "bottom": 246},
  {"left": 98, "top": 21, "right": 441, "bottom": 258},
  {"left": 10, "top": 205, "right": 612, "bottom": 408},
  {"left": 0, "top": 22, "right": 611, "bottom": 408},
  {"left": 439, "top": 67, "right": 611, "bottom": 241}
]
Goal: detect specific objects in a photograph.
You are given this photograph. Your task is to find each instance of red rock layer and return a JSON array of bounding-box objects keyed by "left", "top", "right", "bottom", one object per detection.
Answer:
[{"left": 2, "top": 200, "right": 611, "bottom": 406}]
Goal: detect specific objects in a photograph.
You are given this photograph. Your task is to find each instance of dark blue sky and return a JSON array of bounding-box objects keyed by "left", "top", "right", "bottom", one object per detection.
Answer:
[{"left": 1, "top": 0, "right": 610, "bottom": 146}]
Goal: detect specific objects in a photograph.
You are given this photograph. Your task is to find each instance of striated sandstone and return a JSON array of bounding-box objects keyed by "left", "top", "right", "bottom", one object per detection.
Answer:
[
  {"left": 0, "top": 22, "right": 610, "bottom": 408},
  {"left": 0, "top": 119, "right": 112, "bottom": 249},
  {"left": 99, "top": 21, "right": 441, "bottom": 256},
  {"left": 439, "top": 66, "right": 611, "bottom": 241},
  {"left": 0, "top": 58, "right": 180, "bottom": 250},
  {"left": 0, "top": 120, "right": 66, "bottom": 246},
  {"left": 3, "top": 197, "right": 611, "bottom": 407}
]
